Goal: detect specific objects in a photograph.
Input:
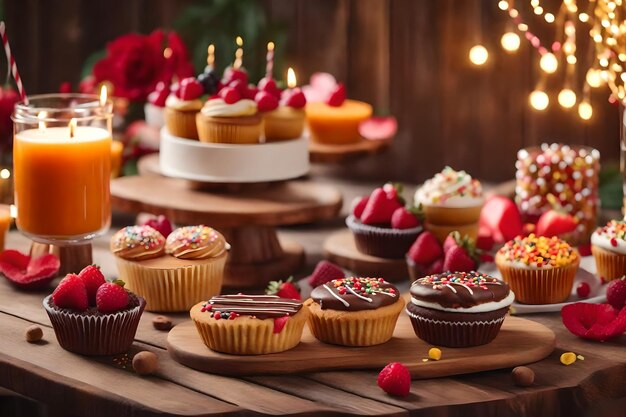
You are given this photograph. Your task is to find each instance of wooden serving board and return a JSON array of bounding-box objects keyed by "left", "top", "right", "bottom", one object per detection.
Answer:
[
  {"left": 167, "top": 315, "right": 555, "bottom": 378},
  {"left": 309, "top": 137, "right": 392, "bottom": 163}
]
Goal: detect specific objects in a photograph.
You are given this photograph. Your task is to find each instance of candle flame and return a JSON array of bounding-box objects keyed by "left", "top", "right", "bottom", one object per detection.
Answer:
[
  {"left": 100, "top": 85, "right": 108, "bottom": 107},
  {"left": 287, "top": 68, "right": 297, "bottom": 88},
  {"left": 236, "top": 36, "right": 243, "bottom": 47},
  {"left": 233, "top": 37, "right": 244, "bottom": 69},
  {"left": 163, "top": 47, "right": 173, "bottom": 59},
  {"left": 207, "top": 44, "right": 215, "bottom": 67},
  {"left": 69, "top": 118, "right": 77, "bottom": 139},
  {"left": 37, "top": 111, "right": 47, "bottom": 131},
  {"left": 0, "top": 169, "right": 10, "bottom": 179},
  {"left": 9, "top": 204, "right": 16, "bottom": 219},
  {"left": 267, "top": 42, "right": 274, "bottom": 52}
]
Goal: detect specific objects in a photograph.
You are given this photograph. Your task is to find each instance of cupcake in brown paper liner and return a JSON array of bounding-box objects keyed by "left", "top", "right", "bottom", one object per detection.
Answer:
[
  {"left": 406, "top": 271, "right": 514, "bottom": 348},
  {"left": 591, "top": 220, "right": 626, "bottom": 282},
  {"left": 346, "top": 215, "right": 421, "bottom": 259},
  {"left": 111, "top": 225, "right": 228, "bottom": 312},
  {"left": 495, "top": 234, "right": 579, "bottom": 304},
  {"left": 190, "top": 295, "right": 308, "bottom": 355},
  {"left": 164, "top": 93, "right": 203, "bottom": 140},
  {"left": 196, "top": 97, "right": 262, "bottom": 144},
  {"left": 304, "top": 277, "right": 404, "bottom": 347}
]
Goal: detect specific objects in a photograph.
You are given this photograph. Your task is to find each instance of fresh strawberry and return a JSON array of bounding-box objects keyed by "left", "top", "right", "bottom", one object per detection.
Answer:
[
  {"left": 477, "top": 227, "right": 494, "bottom": 251},
  {"left": 480, "top": 253, "right": 495, "bottom": 263},
  {"left": 147, "top": 87, "right": 169, "bottom": 107},
  {"left": 391, "top": 207, "right": 420, "bottom": 230},
  {"left": 377, "top": 362, "right": 411, "bottom": 397},
  {"left": 443, "top": 231, "right": 461, "bottom": 254},
  {"left": 258, "top": 77, "right": 281, "bottom": 98},
  {"left": 78, "top": 265, "right": 106, "bottom": 305},
  {"left": 561, "top": 302, "right": 626, "bottom": 341},
  {"left": 255, "top": 90, "right": 279, "bottom": 112},
  {"left": 273, "top": 316, "right": 289, "bottom": 334},
  {"left": 266, "top": 277, "right": 301, "bottom": 300},
  {"left": 243, "top": 84, "right": 259, "bottom": 100},
  {"left": 178, "top": 77, "right": 204, "bottom": 100},
  {"left": 407, "top": 231, "right": 443, "bottom": 266},
  {"left": 326, "top": 83, "right": 346, "bottom": 107},
  {"left": 576, "top": 282, "right": 591, "bottom": 299},
  {"left": 96, "top": 280, "right": 130, "bottom": 313},
  {"left": 361, "top": 186, "right": 403, "bottom": 225},
  {"left": 351, "top": 196, "right": 369, "bottom": 219},
  {"left": 142, "top": 214, "right": 173, "bottom": 238},
  {"left": 219, "top": 86, "right": 241, "bottom": 104},
  {"left": 52, "top": 274, "right": 88, "bottom": 311},
  {"left": 425, "top": 257, "right": 444, "bottom": 275},
  {"left": 283, "top": 88, "right": 306, "bottom": 108},
  {"left": 443, "top": 246, "right": 477, "bottom": 272},
  {"left": 222, "top": 67, "right": 248, "bottom": 85},
  {"left": 535, "top": 209, "right": 577, "bottom": 238},
  {"left": 226, "top": 78, "right": 247, "bottom": 94},
  {"left": 358, "top": 116, "right": 398, "bottom": 141},
  {"left": 578, "top": 243, "right": 592, "bottom": 257},
  {"left": 307, "top": 260, "right": 344, "bottom": 288},
  {"left": 479, "top": 196, "right": 523, "bottom": 242},
  {"left": 606, "top": 277, "right": 626, "bottom": 310}
]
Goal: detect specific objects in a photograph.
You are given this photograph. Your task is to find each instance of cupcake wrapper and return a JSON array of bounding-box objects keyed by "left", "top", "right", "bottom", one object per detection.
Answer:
[
  {"left": 305, "top": 298, "right": 405, "bottom": 347},
  {"left": 165, "top": 108, "right": 199, "bottom": 139},
  {"left": 43, "top": 295, "right": 145, "bottom": 356},
  {"left": 346, "top": 215, "right": 422, "bottom": 259},
  {"left": 307, "top": 120, "right": 364, "bottom": 144},
  {"left": 495, "top": 257, "right": 578, "bottom": 304},
  {"left": 196, "top": 114, "right": 261, "bottom": 144},
  {"left": 263, "top": 112, "right": 305, "bottom": 142},
  {"left": 424, "top": 221, "right": 479, "bottom": 244},
  {"left": 405, "top": 307, "right": 506, "bottom": 348},
  {"left": 592, "top": 245, "right": 626, "bottom": 282},
  {"left": 423, "top": 204, "right": 483, "bottom": 226},
  {"left": 191, "top": 305, "right": 309, "bottom": 355},
  {"left": 115, "top": 255, "right": 226, "bottom": 312}
]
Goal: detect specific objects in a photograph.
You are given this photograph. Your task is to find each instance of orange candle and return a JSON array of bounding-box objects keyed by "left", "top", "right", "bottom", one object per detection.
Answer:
[
  {"left": 110, "top": 140, "right": 124, "bottom": 178},
  {"left": 14, "top": 126, "right": 111, "bottom": 239},
  {"left": 0, "top": 205, "right": 11, "bottom": 251}
]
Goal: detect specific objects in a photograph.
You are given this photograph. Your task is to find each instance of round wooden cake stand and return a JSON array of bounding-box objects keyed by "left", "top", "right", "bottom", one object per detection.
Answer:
[
  {"left": 110, "top": 174, "right": 342, "bottom": 289},
  {"left": 308, "top": 137, "right": 391, "bottom": 164},
  {"left": 323, "top": 229, "right": 409, "bottom": 281}
]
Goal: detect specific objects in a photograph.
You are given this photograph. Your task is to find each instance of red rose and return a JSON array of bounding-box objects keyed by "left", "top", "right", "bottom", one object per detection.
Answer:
[{"left": 93, "top": 30, "right": 194, "bottom": 102}]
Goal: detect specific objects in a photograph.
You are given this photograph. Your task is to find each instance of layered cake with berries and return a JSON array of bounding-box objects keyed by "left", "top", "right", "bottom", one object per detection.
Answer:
[
  {"left": 164, "top": 77, "right": 204, "bottom": 139},
  {"left": 406, "top": 272, "right": 513, "bottom": 347},
  {"left": 190, "top": 294, "right": 309, "bottom": 355},
  {"left": 304, "top": 277, "right": 404, "bottom": 346},
  {"left": 43, "top": 266, "right": 145, "bottom": 355},
  {"left": 415, "top": 167, "right": 484, "bottom": 243},
  {"left": 111, "top": 225, "right": 228, "bottom": 312},
  {"left": 496, "top": 234, "right": 579, "bottom": 304},
  {"left": 347, "top": 184, "right": 422, "bottom": 259},
  {"left": 591, "top": 220, "right": 626, "bottom": 282}
]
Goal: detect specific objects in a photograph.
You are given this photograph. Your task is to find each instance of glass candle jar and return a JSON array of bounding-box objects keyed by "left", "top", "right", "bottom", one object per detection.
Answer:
[
  {"left": 515, "top": 143, "right": 600, "bottom": 244},
  {"left": 12, "top": 94, "right": 113, "bottom": 244}
]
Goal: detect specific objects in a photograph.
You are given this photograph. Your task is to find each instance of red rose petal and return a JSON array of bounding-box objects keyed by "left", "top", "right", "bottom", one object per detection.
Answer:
[
  {"left": 0, "top": 250, "right": 60, "bottom": 290},
  {"left": 358, "top": 117, "right": 398, "bottom": 141},
  {"left": 562, "top": 302, "right": 626, "bottom": 342}
]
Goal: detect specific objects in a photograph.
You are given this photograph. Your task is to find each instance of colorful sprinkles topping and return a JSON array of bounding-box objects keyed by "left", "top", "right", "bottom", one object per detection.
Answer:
[
  {"left": 416, "top": 166, "right": 482, "bottom": 205},
  {"left": 201, "top": 294, "right": 302, "bottom": 320},
  {"left": 593, "top": 220, "right": 626, "bottom": 243},
  {"left": 165, "top": 225, "right": 228, "bottom": 259},
  {"left": 113, "top": 225, "right": 165, "bottom": 250},
  {"left": 497, "top": 234, "right": 577, "bottom": 268},
  {"left": 414, "top": 271, "right": 502, "bottom": 293}
]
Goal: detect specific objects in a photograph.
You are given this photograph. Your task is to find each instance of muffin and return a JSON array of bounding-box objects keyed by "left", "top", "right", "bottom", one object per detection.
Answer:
[
  {"left": 304, "top": 277, "right": 404, "bottom": 346},
  {"left": 164, "top": 78, "right": 204, "bottom": 140},
  {"left": 406, "top": 271, "right": 513, "bottom": 347},
  {"left": 306, "top": 99, "right": 372, "bottom": 144},
  {"left": 346, "top": 215, "right": 421, "bottom": 259},
  {"left": 111, "top": 225, "right": 228, "bottom": 312},
  {"left": 415, "top": 167, "right": 484, "bottom": 243},
  {"left": 591, "top": 219, "right": 626, "bottom": 282},
  {"left": 43, "top": 274, "right": 145, "bottom": 356},
  {"left": 196, "top": 96, "right": 262, "bottom": 144},
  {"left": 264, "top": 87, "right": 306, "bottom": 141},
  {"left": 495, "top": 234, "right": 579, "bottom": 304},
  {"left": 190, "top": 294, "right": 308, "bottom": 355}
]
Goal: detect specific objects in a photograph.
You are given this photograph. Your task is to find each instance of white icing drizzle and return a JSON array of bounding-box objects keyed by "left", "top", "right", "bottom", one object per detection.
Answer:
[
  {"left": 452, "top": 282, "right": 474, "bottom": 295},
  {"left": 344, "top": 284, "right": 373, "bottom": 302},
  {"left": 372, "top": 290, "right": 397, "bottom": 297},
  {"left": 445, "top": 284, "right": 458, "bottom": 293},
  {"left": 323, "top": 284, "right": 350, "bottom": 307}
]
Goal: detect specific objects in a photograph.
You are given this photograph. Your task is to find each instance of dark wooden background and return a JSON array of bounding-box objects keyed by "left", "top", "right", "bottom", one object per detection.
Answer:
[{"left": 4, "top": 0, "right": 620, "bottom": 183}]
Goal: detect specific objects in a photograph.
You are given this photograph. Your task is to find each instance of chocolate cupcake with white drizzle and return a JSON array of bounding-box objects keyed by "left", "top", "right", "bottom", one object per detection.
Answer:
[
  {"left": 406, "top": 271, "right": 514, "bottom": 348},
  {"left": 190, "top": 294, "right": 309, "bottom": 355},
  {"left": 304, "top": 277, "right": 405, "bottom": 347}
]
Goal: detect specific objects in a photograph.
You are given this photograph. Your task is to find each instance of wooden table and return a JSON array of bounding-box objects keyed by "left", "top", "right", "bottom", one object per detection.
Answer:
[{"left": 1, "top": 179, "right": 626, "bottom": 417}]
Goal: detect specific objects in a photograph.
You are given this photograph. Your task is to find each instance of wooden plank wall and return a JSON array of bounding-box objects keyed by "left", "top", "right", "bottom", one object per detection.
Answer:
[{"left": 4, "top": 0, "right": 620, "bottom": 183}]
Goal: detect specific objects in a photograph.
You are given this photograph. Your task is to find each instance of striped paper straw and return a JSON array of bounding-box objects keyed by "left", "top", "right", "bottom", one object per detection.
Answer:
[{"left": 0, "top": 21, "right": 27, "bottom": 104}]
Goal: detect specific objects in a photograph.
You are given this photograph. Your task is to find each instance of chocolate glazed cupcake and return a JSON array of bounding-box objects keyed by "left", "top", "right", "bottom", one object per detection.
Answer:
[
  {"left": 346, "top": 215, "right": 422, "bottom": 259},
  {"left": 406, "top": 272, "right": 514, "bottom": 348},
  {"left": 305, "top": 277, "right": 405, "bottom": 346}
]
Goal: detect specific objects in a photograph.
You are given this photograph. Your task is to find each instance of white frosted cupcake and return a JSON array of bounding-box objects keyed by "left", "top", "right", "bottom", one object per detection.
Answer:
[
  {"left": 591, "top": 220, "right": 626, "bottom": 282},
  {"left": 196, "top": 97, "right": 262, "bottom": 144},
  {"left": 164, "top": 94, "right": 203, "bottom": 139},
  {"left": 415, "top": 167, "right": 484, "bottom": 242}
]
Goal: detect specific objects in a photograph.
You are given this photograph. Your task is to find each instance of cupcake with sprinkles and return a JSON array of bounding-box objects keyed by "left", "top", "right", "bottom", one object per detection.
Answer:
[
  {"left": 304, "top": 277, "right": 404, "bottom": 346},
  {"left": 591, "top": 219, "right": 626, "bottom": 282},
  {"left": 415, "top": 167, "right": 484, "bottom": 243},
  {"left": 406, "top": 271, "right": 514, "bottom": 347},
  {"left": 111, "top": 225, "right": 229, "bottom": 312},
  {"left": 190, "top": 294, "right": 309, "bottom": 355},
  {"left": 495, "top": 234, "right": 579, "bottom": 304}
]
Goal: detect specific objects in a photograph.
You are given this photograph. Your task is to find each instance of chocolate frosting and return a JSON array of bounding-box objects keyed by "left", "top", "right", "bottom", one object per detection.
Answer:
[
  {"left": 203, "top": 294, "right": 302, "bottom": 319},
  {"left": 309, "top": 277, "right": 399, "bottom": 311},
  {"left": 410, "top": 271, "right": 510, "bottom": 309}
]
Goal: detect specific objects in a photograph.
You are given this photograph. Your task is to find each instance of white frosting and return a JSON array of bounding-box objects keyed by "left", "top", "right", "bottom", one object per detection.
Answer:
[
  {"left": 410, "top": 291, "right": 515, "bottom": 313},
  {"left": 165, "top": 94, "right": 202, "bottom": 111},
  {"left": 592, "top": 231, "right": 626, "bottom": 254},
  {"left": 414, "top": 167, "right": 484, "bottom": 208},
  {"left": 201, "top": 98, "right": 257, "bottom": 117}
]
